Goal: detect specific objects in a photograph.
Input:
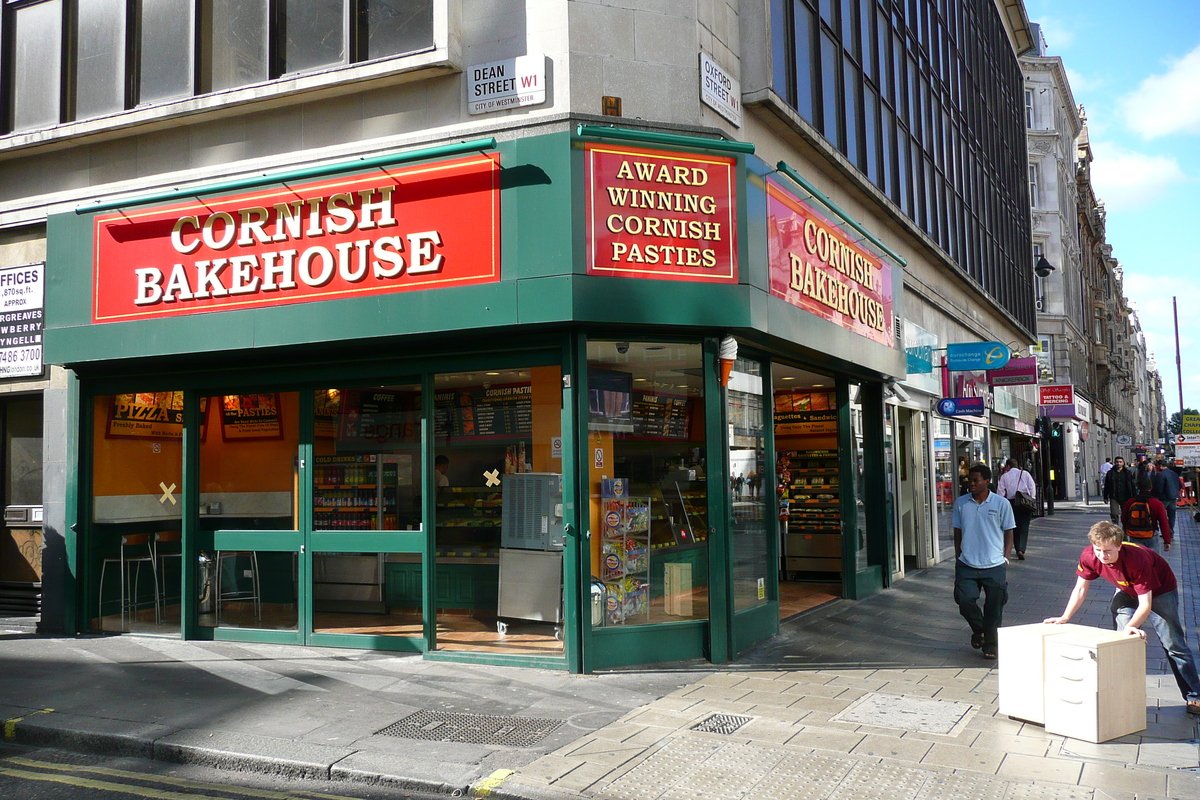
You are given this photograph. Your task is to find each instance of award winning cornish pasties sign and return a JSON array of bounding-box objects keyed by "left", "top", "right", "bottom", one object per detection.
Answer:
[
  {"left": 585, "top": 144, "right": 737, "bottom": 282},
  {"left": 92, "top": 155, "right": 500, "bottom": 323},
  {"left": 767, "top": 180, "right": 894, "bottom": 348}
]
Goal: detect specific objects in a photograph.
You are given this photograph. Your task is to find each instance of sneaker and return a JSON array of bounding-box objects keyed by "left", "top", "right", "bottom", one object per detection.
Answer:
[
  {"left": 1187, "top": 700, "right": 1200, "bottom": 715},
  {"left": 971, "top": 632, "right": 984, "bottom": 650}
]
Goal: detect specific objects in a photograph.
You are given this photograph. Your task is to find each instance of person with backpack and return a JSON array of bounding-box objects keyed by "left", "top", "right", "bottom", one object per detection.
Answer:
[
  {"left": 1122, "top": 476, "right": 1172, "bottom": 552},
  {"left": 1103, "top": 456, "right": 1137, "bottom": 523}
]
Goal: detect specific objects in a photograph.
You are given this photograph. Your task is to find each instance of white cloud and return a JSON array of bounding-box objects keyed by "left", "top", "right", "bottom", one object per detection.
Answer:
[
  {"left": 1035, "top": 17, "right": 1076, "bottom": 52},
  {"left": 1088, "top": 141, "right": 1188, "bottom": 212},
  {"left": 1122, "top": 43, "right": 1200, "bottom": 139},
  {"left": 1121, "top": 274, "right": 1200, "bottom": 409},
  {"left": 1065, "top": 67, "right": 1100, "bottom": 95}
]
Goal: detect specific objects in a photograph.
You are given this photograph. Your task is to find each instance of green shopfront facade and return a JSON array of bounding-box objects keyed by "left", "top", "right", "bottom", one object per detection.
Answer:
[{"left": 45, "top": 127, "right": 905, "bottom": 672}]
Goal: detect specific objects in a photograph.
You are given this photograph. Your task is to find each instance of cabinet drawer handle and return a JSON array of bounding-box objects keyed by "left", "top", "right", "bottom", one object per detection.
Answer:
[
  {"left": 1055, "top": 675, "right": 1083, "bottom": 682},
  {"left": 1055, "top": 697, "right": 1083, "bottom": 705},
  {"left": 1057, "top": 653, "right": 1085, "bottom": 661}
]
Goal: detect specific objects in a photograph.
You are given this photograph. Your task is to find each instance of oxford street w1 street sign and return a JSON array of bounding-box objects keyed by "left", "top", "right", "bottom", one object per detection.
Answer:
[{"left": 946, "top": 341, "right": 1011, "bottom": 371}]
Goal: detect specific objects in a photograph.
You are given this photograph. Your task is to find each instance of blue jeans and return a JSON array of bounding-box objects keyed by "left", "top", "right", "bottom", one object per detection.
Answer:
[
  {"left": 1111, "top": 589, "right": 1200, "bottom": 701},
  {"left": 954, "top": 561, "right": 1007, "bottom": 649},
  {"left": 1125, "top": 534, "right": 1161, "bottom": 552},
  {"left": 1164, "top": 500, "right": 1178, "bottom": 536}
]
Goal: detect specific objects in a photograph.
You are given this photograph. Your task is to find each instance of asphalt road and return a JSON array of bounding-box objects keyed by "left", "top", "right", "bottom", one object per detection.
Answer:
[{"left": 0, "top": 742, "right": 461, "bottom": 800}]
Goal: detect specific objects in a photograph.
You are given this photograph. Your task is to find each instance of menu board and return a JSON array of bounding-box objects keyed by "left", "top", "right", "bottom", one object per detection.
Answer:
[
  {"left": 314, "top": 390, "right": 341, "bottom": 439},
  {"left": 435, "top": 384, "right": 533, "bottom": 439},
  {"left": 337, "top": 388, "right": 420, "bottom": 449},
  {"left": 775, "top": 391, "right": 837, "bottom": 435},
  {"left": 220, "top": 393, "right": 283, "bottom": 441},
  {"left": 631, "top": 392, "right": 691, "bottom": 440}
]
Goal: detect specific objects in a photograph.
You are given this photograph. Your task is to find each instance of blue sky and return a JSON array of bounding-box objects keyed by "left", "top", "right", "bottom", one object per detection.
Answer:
[{"left": 1024, "top": 0, "right": 1200, "bottom": 422}]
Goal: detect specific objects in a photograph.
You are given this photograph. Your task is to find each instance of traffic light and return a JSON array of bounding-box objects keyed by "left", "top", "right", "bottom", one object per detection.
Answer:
[
  {"left": 1034, "top": 417, "right": 1046, "bottom": 436},
  {"left": 1051, "top": 422, "right": 1063, "bottom": 439}
]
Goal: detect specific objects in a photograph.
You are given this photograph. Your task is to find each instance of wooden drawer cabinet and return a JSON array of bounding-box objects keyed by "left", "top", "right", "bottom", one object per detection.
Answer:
[
  {"left": 998, "top": 622, "right": 1091, "bottom": 724},
  {"left": 1043, "top": 628, "right": 1146, "bottom": 743}
]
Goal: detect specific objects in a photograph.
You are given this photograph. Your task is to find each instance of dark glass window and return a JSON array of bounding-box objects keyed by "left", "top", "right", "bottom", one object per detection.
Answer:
[
  {"left": 11, "top": 0, "right": 62, "bottom": 132},
  {"left": 140, "top": 0, "right": 195, "bottom": 103},
  {"left": 356, "top": 0, "right": 434, "bottom": 61},
  {"left": 205, "top": 0, "right": 271, "bottom": 92},
  {"left": 280, "top": 0, "right": 345, "bottom": 74},
  {"left": 76, "top": 0, "right": 127, "bottom": 119},
  {"left": 769, "top": 0, "right": 1036, "bottom": 332}
]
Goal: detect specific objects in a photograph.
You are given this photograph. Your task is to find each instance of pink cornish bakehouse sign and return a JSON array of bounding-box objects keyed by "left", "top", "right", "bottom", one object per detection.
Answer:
[{"left": 766, "top": 180, "right": 894, "bottom": 348}]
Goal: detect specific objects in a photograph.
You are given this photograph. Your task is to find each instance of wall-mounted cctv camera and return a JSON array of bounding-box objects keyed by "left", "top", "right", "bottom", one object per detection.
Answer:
[
  {"left": 616, "top": 342, "right": 630, "bottom": 355},
  {"left": 1034, "top": 255, "right": 1055, "bottom": 278}
]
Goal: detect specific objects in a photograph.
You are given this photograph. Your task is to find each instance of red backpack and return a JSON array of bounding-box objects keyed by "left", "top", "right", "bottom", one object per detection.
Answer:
[{"left": 1125, "top": 499, "right": 1155, "bottom": 538}]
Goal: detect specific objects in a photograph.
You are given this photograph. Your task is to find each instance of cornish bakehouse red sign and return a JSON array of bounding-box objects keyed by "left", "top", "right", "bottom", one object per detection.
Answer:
[
  {"left": 767, "top": 179, "right": 894, "bottom": 348},
  {"left": 92, "top": 154, "right": 500, "bottom": 323},
  {"left": 585, "top": 143, "right": 737, "bottom": 283}
]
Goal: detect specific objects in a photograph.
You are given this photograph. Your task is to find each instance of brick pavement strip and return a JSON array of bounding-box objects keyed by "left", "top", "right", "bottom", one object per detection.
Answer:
[{"left": 494, "top": 510, "right": 1200, "bottom": 800}]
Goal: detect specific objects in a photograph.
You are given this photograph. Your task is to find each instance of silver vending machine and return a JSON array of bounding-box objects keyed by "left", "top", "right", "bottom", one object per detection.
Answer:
[{"left": 497, "top": 473, "right": 564, "bottom": 636}]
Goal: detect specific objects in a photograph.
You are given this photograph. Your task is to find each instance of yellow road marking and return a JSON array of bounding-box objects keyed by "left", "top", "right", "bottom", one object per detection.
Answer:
[
  {"left": 472, "top": 768, "right": 515, "bottom": 796},
  {"left": 3, "top": 708, "right": 54, "bottom": 740},
  {"left": 2, "top": 756, "right": 364, "bottom": 800}
]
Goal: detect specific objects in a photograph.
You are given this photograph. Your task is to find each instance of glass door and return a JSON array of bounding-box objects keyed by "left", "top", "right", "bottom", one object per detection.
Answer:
[
  {"left": 306, "top": 383, "right": 426, "bottom": 650},
  {"left": 196, "top": 391, "right": 302, "bottom": 641}
]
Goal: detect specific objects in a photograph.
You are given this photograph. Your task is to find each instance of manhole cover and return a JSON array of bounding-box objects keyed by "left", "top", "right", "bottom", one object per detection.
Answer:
[
  {"left": 832, "top": 692, "right": 976, "bottom": 735},
  {"left": 690, "top": 713, "right": 753, "bottom": 735},
  {"left": 377, "top": 710, "right": 564, "bottom": 747}
]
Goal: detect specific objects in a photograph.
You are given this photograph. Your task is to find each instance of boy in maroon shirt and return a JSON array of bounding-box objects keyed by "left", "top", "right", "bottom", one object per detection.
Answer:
[{"left": 1045, "top": 521, "right": 1200, "bottom": 714}]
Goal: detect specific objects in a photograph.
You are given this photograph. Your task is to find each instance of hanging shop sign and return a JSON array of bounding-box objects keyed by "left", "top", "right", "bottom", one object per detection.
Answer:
[
  {"left": 585, "top": 144, "right": 738, "bottom": 283},
  {"left": 766, "top": 180, "right": 894, "bottom": 348},
  {"left": 936, "top": 397, "right": 986, "bottom": 418},
  {"left": 467, "top": 54, "right": 546, "bottom": 115},
  {"left": 0, "top": 262, "right": 43, "bottom": 378},
  {"left": 1039, "top": 385, "right": 1074, "bottom": 407},
  {"left": 220, "top": 394, "right": 283, "bottom": 441},
  {"left": 987, "top": 356, "right": 1037, "bottom": 386},
  {"left": 774, "top": 390, "right": 837, "bottom": 435},
  {"left": 106, "top": 393, "right": 210, "bottom": 441},
  {"left": 946, "top": 341, "right": 1010, "bottom": 371},
  {"left": 92, "top": 154, "right": 501, "bottom": 323}
]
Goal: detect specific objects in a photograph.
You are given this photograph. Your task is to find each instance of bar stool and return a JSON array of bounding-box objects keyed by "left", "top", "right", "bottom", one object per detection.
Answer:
[
  {"left": 153, "top": 531, "right": 183, "bottom": 619},
  {"left": 215, "top": 551, "right": 261, "bottom": 623},
  {"left": 98, "top": 533, "right": 159, "bottom": 631}
]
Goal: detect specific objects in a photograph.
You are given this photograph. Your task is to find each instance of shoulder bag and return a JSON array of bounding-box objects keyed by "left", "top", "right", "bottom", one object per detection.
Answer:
[{"left": 1010, "top": 471, "right": 1037, "bottom": 513}]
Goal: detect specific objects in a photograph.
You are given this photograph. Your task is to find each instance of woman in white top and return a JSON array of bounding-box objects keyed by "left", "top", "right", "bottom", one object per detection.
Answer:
[{"left": 997, "top": 458, "right": 1037, "bottom": 560}]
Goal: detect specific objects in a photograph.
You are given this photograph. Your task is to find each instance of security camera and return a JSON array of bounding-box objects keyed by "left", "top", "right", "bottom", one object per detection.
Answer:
[
  {"left": 616, "top": 342, "right": 630, "bottom": 355},
  {"left": 1034, "top": 255, "right": 1055, "bottom": 278}
]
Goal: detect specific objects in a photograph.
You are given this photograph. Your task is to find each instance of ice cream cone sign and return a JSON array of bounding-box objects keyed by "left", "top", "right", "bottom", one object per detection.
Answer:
[{"left": 719, "top": 335, "right": 738, "bottom": 387}]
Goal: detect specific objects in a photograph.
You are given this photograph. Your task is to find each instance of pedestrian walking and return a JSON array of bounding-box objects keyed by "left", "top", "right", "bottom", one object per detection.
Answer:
[
  {"left": 1122, "top": 476, "right": 1172, "bottom": 552},
  {"left": 1153, "top": 460, "right": 1182, "bottom": 535},
  {"left": 1044, "top": 520, "right": 1200, "bottom": 715},
  {"left": 1103, "top": 456, "right": 1136, "bottom": 523},
  {"left": 953, "top": 463, "right": 1014, "bottom": 660},
  {"left": 997, "top": 458, "right": 1036, "bottom": 560},
  {"left": 1099, "top": 457, "right": 1113, "bottom": 481}
]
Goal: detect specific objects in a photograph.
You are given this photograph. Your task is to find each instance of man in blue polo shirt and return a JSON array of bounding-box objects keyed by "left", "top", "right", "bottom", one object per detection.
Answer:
[{"left": 953, "top": 462, "right": 1014, "bottom": 659}]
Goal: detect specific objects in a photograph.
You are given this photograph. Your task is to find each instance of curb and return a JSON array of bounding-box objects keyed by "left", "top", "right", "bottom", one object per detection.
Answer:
[{"left": 2, "top": 709, "right": 476, "bottom": 796}]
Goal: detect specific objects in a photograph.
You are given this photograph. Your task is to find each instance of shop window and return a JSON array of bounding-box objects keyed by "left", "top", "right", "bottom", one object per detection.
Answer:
[
  {"left": 587, "top": 342, "right": 708, "bottom": 626},
  {"left": 310, "top": 384, "right": 422, "bottom": 638},
  {"left": 198, "top": 392, "right": 300, "bottom": 631},
  {"left": 728, "top": 357, "right": 770, "bottom": 611},
  {"left": 433, "top": 365, "right": 564, "bottom": 654},
  {"left": 90, "top": 393, "right": 183, "bottom": 634},
  {"left": 847, "top": 383, "right": 867, "bottom": 571}
]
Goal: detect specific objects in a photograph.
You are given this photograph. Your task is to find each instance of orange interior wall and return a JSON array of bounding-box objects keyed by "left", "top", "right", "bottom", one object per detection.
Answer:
[
  {"left": 776, "top": 434, "right": 838, "bottom": 451},
  {"left": 530, "top": 366, "right": 562, "bottom": 473},
  {"left": 92, "top": 393, "right": 300, "bottom": 497}
]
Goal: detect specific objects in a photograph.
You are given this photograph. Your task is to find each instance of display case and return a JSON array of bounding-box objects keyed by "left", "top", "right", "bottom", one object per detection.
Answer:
[
  {"left": 779, "top": 449, "right": 842, "bottom": 574},
  {"left": 600, "top": 481, "right": 650, "bottom": 625},
  {"left": 312, "top": 455, "right": 401, "bottom": 531},
  {"left": 436, "top": 486, "right": 503, "bottom": 552}
]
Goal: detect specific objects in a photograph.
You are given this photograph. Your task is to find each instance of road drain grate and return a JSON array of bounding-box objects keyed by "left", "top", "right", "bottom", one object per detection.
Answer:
[
  {"left": 377, "top": 710, "right": 564, "bottom": 747},
  {"left": 690, "top": 713, "right": 753, "bottom": 735}
]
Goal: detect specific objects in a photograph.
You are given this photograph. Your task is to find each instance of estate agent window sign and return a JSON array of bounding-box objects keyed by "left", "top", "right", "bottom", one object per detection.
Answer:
[
  {"left": 0, "top": 263, "right": 43, "bottom": 378},
  {"left": 92, "top": 155, "right": 500, "bottom": 323}
]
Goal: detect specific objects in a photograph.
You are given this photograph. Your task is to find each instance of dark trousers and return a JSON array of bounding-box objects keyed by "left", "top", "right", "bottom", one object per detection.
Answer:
[
  {"left": 1013, "top": 507, "right": 1033, "bottom": 554},
  {"left": 954, "top": 561, "right": 1008, "bottom": 648},
  {"left": 1164, "top": 500, "right": 1178, "bottom": 536}
]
